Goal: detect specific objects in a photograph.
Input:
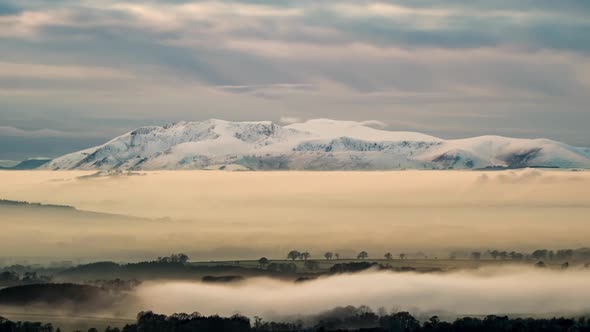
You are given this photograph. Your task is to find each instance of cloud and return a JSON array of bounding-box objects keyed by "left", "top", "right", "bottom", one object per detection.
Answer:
[
  {"left": 279, "top": 116, "right": 302, "bottom": 124},
  {"left": 0, "top": 126, "right": 72, "bottom": 137},
  {"left": 0, "top": 62, "right": 135, "bottom": 80},
  {"left": 0, "top": 125, "right": 113, "bottom": 139},
  {"left": 476, "top": 169, "right": 588, "bottom": 185},
  {"left": 0, "top": 1, "right": 21, "bottom": 16},
  {"left": 0, "top": 0, "right": 589, "bottom": 159},
  {"left": 359, "top": 120, "right": 387, "bottom": 129}
]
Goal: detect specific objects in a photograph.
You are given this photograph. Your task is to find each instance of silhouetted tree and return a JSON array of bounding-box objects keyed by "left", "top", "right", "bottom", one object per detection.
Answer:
[
  {"left": 157, "top": 253, "right": 189, "bottom": 264},
  {"left": 3, "top": 308, "right": 590, "bottom": 332},
  {"left": 384, "top": 253, "right": 393, "bottom": 260},
  {"left": 105, "top": 327, "right": 120, "bottom": 332},
  {"left": 324, "top": 252, "right": 333, "bottom": 260},
  {"left": 532, "top": 249, "right": 548, "bottom": 260},
  {"left": 357, "top": 251, "right": 368, "bottom": 260},
  {"left": 556, "top": 249, "right": 574, "bottom": 261},
  {"left": 287, "top": 250, "right": 301, "bottom": 261},
  {"left": 301, "top": 252, "right": 311, "bottom": 260},
  {"left": 399, "top": 253, "right": 406, "bottom": 260},
  {"left": 334, "top": 253, "right": 340, "bottom": 260},
  {"left": 489, "top": 250, "right": 500, "bottom": 260},
  {"left": 177, "top": 253, "right": 189, "bottom": 264},
  {"left": 257, "top": 257, "right": 269, "bottom": 268},
  {"left": 253, "top": 316, "right": 263, "bottom": 330},
  {"left": 379, "top": 311, "right": 420, "bottom": 332}
]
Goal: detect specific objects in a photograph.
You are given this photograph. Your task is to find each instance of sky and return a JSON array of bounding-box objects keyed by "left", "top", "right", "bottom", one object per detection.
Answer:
[{"left": 0, "top": 0, "right": 589, "bottom": 160}]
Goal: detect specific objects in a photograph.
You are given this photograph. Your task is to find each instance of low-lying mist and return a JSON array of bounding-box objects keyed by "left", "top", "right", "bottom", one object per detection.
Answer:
[
  {"left": 136, "top": 266, "right": 590, "bottom": 319},
  {"left": 0, "top": 170, "right": 589, "bottom": 261}
]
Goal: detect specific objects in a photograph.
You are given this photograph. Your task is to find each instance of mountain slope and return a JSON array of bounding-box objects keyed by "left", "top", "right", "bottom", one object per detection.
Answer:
[
  {"left": 41, "top": 119, "right": 590, "bottom": 170},
  {"left": 0, "top": 160, "right": 19, "bottom": 168},
  {"left": 0, "top": 158, "right": 51, "bottom": 170}
]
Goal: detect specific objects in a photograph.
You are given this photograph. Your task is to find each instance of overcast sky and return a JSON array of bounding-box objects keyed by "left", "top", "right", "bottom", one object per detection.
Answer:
[{"left": 1, "top": 0, "right": 589, "bottom": 160}]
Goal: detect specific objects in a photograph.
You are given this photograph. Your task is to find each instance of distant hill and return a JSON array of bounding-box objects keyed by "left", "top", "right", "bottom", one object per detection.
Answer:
[
  {"left": 0, "top": 199, "right": 146, "bottom": 222},
  {"left": 0, "top": 160, "right": 18, "bottom": 168},
  {"left": 0, "top": 158, "right": 51, "bottom": 170},
  {"left": 40, "top": 119, "right": 590, "bottom": 171},
  {"left": 0, "top": 199, "right": 75, "bottom": 210}
]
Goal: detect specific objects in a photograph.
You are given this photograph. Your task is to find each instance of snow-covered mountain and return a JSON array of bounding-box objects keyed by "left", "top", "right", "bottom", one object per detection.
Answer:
[{"left": 41, "top": 119, "right": 590, "bottom": 170}]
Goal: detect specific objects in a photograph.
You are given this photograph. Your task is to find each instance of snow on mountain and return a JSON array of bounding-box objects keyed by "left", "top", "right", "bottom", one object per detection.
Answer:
[{"left": 41, "top": 119, "right": 590, "bottom": 170}]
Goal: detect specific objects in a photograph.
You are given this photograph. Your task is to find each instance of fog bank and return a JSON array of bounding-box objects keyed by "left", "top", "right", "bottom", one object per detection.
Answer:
[
  {"left": 0, "top": 170, "right": 589, "bottom": 261},
  {"left": 137, "top": 267, "right": 590, "bottom": 318}
]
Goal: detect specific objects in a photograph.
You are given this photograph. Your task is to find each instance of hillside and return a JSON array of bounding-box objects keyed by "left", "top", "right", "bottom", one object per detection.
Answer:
[
  {"left": 0, "top": 199, "right": 146, "bottom": 222},
  {"left": 0, "top": 158, "right": 51, "bottom": 170}
]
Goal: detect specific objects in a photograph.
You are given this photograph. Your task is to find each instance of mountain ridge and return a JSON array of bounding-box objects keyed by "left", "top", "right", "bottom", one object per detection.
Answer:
[
  {"left": 0, "top": 158, "right": 51, "bottom": 170},
  {"left": 40, "top": 119, "right": 590, "bottom": 171}
]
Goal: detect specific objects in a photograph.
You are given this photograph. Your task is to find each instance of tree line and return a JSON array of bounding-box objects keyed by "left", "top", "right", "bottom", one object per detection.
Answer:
[
  {"left": 0, "top": 271, "right": 51, "bottom": 284},
  {"left": 280, "top": 248, "right": 590, "bottom": 262},
  {"left": 283, "top": 250, "right": 407, "bottom": 262},
  {"left": 4, "top": 308, "right": 590, "bottom": 332}
]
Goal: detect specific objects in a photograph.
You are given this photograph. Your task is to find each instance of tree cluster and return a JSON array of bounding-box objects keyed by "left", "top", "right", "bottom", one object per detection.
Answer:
[
  {"left": 477, "top": 248, "right": 589, "bottom": 262},
  {"left": 4, "top": 308, "right": 590, "bottom": 332},
  {"left": 156, "top": 253, "right": 189, "bottom": 264},
  {"left": 286, "top": 250, "right": 311, "bottom": 261},
  {"left": 0, "top": 271, "right": 52, "bottom": 285}
]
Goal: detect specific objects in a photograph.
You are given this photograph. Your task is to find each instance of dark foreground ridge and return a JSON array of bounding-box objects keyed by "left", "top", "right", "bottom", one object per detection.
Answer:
[{"left": 3, "top": 308, "right": 590, "bottom": 332}]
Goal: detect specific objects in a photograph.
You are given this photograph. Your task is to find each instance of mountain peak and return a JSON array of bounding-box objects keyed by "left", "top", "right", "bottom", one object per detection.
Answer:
[{"left": 40, "top": 119, "right": 590, "bottom": 171}]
